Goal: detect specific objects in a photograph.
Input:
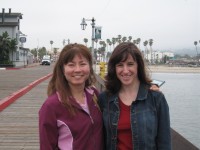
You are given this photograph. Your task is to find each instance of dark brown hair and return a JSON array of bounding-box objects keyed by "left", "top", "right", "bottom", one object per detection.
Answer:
[
  {"left": 105, "top": 42, "right": 151, "bottom": 94},
  {"left": 47, "top": 43, "right": 96, "bottom": 113}
]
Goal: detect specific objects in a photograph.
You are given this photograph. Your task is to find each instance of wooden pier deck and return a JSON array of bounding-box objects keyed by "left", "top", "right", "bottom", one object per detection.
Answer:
[{"left": 0, "top": 79, "right": 49, "bottom": 150}]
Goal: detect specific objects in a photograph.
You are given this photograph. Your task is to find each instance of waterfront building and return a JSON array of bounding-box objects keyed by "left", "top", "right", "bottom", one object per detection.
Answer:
[
  {"left": 0, "top": 8, "right": 30, "bottom": 67},
  {"left": 145, "top": 50, "right": 175, "bottom": 64}
]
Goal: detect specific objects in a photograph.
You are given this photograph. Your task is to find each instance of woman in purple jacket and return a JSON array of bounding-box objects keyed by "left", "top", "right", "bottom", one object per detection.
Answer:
[{"left": 39, "top": 43, "right": 103, "bottom": 150}]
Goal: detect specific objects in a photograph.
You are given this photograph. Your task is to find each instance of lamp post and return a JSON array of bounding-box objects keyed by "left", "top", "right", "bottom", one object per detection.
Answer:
[{"left": 80, "top": 17, "right": 95, "bottom": 64}]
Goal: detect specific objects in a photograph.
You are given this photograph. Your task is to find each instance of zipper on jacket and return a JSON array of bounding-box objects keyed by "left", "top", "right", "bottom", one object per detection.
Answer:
[{"left": 89, "top": 115, "right": 94, "bottom": 124}]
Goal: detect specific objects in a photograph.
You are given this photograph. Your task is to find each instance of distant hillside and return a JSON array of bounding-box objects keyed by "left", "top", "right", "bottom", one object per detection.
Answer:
[
  {"left": 159, "top": 48, "right": 197, "bottom": 56},
  {"left": 172, "top": 48, "right": 197, "bottom": 56}
]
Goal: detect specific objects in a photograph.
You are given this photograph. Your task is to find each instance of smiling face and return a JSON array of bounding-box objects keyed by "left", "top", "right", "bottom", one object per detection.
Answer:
[
  {"left": 115, "top": 54, "right": 139, "bottom": 86},
  {"left": 63, "top": 54, "right": 90, "bottom": 88}
]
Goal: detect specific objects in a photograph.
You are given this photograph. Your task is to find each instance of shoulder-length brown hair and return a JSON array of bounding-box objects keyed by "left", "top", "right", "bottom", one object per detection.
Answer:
[
  {"left": 47, "top": 43, "right": 96, "bottom": 113},
  {"left": 105, "top": 42, "right": 151, "bottom": 94}
]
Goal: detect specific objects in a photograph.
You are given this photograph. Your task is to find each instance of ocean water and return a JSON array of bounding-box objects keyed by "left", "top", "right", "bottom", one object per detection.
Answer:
[{"left": 151, "top": 73, "right": 200, "bottom": 148}]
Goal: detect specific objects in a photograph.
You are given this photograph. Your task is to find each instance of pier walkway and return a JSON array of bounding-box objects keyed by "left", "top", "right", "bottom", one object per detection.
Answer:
[
  {"left": 0, "top": 64, "right": 53, "bottom": 149},
  {"left": 0, "top": 79, "right": 49, "bottom": 149}
]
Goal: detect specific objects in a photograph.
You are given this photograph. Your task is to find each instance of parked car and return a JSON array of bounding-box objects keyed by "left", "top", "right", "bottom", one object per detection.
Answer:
[{"left": 41, "top": 55, "right": 51, "bottom": 65}]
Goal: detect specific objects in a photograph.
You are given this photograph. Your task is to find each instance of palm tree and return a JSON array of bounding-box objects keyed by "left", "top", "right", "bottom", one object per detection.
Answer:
[
  {"left": 38, "top": 47, "right": 47, "bottom": 60},
  {"left": 62, "top": 39, "right": 66, "bottom": 46},
  {"left": 122, "top": 36, "right": 127, "bottom": 42},
  {"left": 83, "top": 38, "right": 88, "bottom": 47},
  {"left": 128, "top": 36, "right": 132, "bottom": 42},
  {"left": 194, "top": 41, "right": 198, "bottom": 46},
  {"left": 143, "top": 40, "right": 148, "bottom": 62},
  {"left": 106, "top": 51, "right": 112, "bottom": 61},
  {"left": 0, "top": 31, "right": 11, "bottom": 64},
  {"left": 194, "top": 41, "right": 199, "bottom": 65},
  {"left": 53, "top": 48, "right": 58, "bottom": 56},
  {"left": 106, "top": 39, "right": 111, "bottom": 52},
  {"left": 136, "top": 38, "right": 141, "bottom": 49},
  {"left": 112, "top": 38, "right": 116, "bottom": 49},
  {"left": 133, "top": 40, "right": 137, "bottom": 45},
  {"left": 99, "top": 40, "right": 103, "bottom": 46},
  {"left": 102, "top": 41, "right": 106, "bottom": 61},
  {"left": 50, "top": 40, "right": 54, "bottom": 55},
  {"left": 117, "top": 35, "right": 122, "bottom": 44},
  {"left": 98, "top": 41, "right": 104, "bottom": 61},
  {"left": 149, "top": 39, "right": 153, "bottom": 64},
  {"left": 108, "top": 41, "right": 112, "bottom": 52}
]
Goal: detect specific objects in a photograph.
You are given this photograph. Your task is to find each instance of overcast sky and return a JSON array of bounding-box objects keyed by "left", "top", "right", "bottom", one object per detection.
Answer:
[{"left": 1, "top": 0, "right": 200, "bottom": 51}]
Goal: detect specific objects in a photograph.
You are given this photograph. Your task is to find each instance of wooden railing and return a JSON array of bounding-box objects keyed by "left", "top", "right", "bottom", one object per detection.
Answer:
[{"left": 95, "top": 74, "right": 199, "bottom": 150}]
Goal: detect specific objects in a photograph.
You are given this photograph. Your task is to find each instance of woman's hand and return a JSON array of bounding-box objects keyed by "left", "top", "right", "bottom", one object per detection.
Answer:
[{"left": 150, "top": 84, "right": 160, "bottom": 91}]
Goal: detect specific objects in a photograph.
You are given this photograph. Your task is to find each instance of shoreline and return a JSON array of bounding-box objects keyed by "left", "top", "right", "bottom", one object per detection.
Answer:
[{"left": 147, "top": 65, "right": 200, "bottom": 73}]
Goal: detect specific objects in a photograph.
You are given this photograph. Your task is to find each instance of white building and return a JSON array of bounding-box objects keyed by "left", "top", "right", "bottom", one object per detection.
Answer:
[
  {"left": 0, "top": 8, "right": 30, "bottom": 67},
  {"left": 162, "top": 51, "right": 174, "bottom": 58},
  {"left": 144, "top": 50, "right": 174, "bottom": 64}
]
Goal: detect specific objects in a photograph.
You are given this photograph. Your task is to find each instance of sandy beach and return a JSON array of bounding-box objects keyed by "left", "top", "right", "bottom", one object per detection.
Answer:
[{"left": 148, "top": 65, "right": 200, "bottom": 73}]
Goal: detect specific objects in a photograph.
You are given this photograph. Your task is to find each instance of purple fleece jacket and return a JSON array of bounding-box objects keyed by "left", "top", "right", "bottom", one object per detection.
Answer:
[{"left": 39, "top": 87, "right": 104, "bottom": 150}]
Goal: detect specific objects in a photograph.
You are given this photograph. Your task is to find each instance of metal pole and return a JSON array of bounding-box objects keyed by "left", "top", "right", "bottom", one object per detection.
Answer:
[
  {"left": 80, "top": 17, "right": 97, "bottom": 71},
  {"left": 91, "top": 18, "right": 96, "bottom": 72},
  {"left": 91, "top": 18, "right": 95, "bottom": 64}
]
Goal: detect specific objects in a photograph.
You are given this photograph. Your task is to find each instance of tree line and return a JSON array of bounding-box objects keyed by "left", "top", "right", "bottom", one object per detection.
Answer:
[{"left": 83, "top": 35, "right": 154, "bottom": 63}]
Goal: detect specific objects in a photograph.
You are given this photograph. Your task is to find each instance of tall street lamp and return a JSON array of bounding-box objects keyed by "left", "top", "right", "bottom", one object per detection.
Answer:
[{"left": 80, "top": 17, "right": 95, "bottom": 64}]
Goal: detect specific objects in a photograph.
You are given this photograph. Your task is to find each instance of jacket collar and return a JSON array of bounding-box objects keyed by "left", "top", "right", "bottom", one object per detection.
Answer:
[
  {"left": 56, "top": 87, "right": 96, "bottom": 109},
  {"left": 136, "top": 83, "right": 149, "bottom": 101},
  {"left": 108, "top": 83, "right": 149, "bottom": 104}
]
